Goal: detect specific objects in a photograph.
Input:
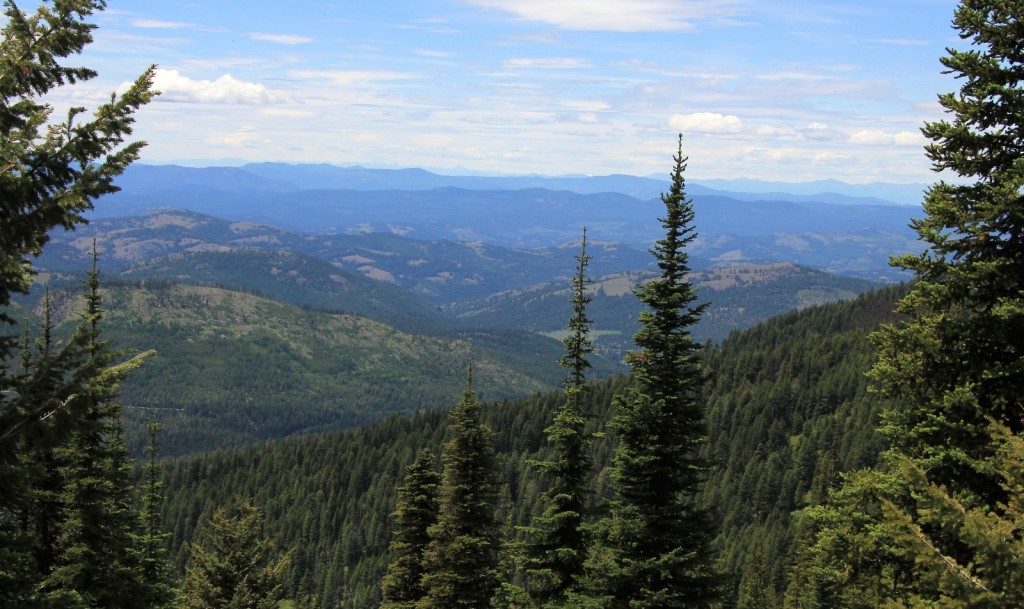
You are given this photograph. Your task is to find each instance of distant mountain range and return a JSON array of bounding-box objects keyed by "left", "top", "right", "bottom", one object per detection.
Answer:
[
  {"left": 37, "top": 208, "right": 658, "bottom": 305},
  {"left": 31, "top": 207, "right": 883, "bottom": 360},
  {"left": 95, "top": 163, "right": 922, "bottom": 282},
  {"left": 116, "top": 162, "right": 928, "bottom": 205},
  {"left": 693, "top": 178, "right": 928, "bottom": 206},
  {"left": 19, "top": 171, "right": 905, "bottom": 454}
]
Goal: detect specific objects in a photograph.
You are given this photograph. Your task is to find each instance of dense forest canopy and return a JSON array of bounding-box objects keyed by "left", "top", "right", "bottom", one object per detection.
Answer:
[{"left": 2, "top": 1, "right": 1022, "bottom": 609}]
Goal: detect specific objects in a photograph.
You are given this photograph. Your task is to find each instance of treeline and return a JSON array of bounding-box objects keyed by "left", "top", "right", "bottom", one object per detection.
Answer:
[{"left": 156, "top": 283, "right": 904, "bottom": 607}]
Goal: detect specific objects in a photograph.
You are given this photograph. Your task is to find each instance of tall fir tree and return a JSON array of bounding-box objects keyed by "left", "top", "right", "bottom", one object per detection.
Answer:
[
  {"left": 136, "top": 421, "right": 175, "bottom": 609},
  {"left": 870, "top": 0, "right": 1023, "bottom": 603},
  {"left": 41, "top": 249, "right": 153, "bottom": 609},
  {"left": 582, "top": 136, "right": 722, "bottom": 609},
  {"left": 788, "top": 1, "right": 1024, "bottom": 607},
  {"left": 870, "top": 0, "right": 1024, "bottom": 505},
  {"left": 418, "top": 367, "right": 501, "bottom": 609},
  {"left": 178, "top": 500, "right": 290, "bottom": 609},
  {"left": 381, "top": 450, "right": 441, "bottom": 609},
  {"left": 523, "top": 229, "right": 595, "bottom": 608},
  {"left": 25, "top": 291, "right": 64, "bottom": 580},
  {"left": 0, "top": 2, "right": 154, "bottom": 604}
]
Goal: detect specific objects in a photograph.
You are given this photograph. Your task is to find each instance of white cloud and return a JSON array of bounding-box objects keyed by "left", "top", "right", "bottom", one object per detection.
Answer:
[
  {"left": 150, "top": 69, "right": 277, "bottom": 104},
  {"left": 801, "top": 122, "right": 841, "bottom": 141},
  {"left": 131, "top": 19, "right": 197, "bottom": 29},
  {"left": 894, "top": 131, "right": 925, "bottom": 146},
  {"left": 754, "top": 125, "right": 800, "bottom": 139},
  {"left": 849, "top": 129, "right": 927, "bottom": 147},
  {"left": 289, "top": 70, "right": 414, "bottom": 85},
  {"left": 849, "top": 129, "right": 894, "bottom": 145},
  {"left": 503, "top": 57, "right": 592, "bottom": 69},
  {"left": 462, "top": 0, "right": 739, "bottom": 32},
  {"left": 414, "top": 49, "right": 454, "bottom": 58},
  {"left": 669, "top": 112, "right": 744, "bottom": 134},
  {"left": 205, "top": 126, "right": 264, "bottom": 148},
  {"left": 247, "top": 33, "right": 315, "bottom": 45}
]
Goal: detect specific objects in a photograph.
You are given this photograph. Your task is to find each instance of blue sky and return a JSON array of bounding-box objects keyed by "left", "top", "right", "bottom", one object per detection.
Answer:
[{"left": 57, "top": 0, "right": 962, "bottom": 183}]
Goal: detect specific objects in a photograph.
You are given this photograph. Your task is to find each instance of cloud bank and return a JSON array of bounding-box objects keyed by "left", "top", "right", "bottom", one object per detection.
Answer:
[{"left": 150, "top": 69, "right": 277, "bottom": 104}]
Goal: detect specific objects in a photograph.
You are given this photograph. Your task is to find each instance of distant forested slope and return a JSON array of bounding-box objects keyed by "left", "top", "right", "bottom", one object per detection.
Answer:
[
  {"left": 157, "top": 284, "right": 906, "bottom": 607},
  {"left": 446, "top": 263, "right": 879, "bottom": 357},
  {"left": 30, "top": 281, "right": 621, "bottom": 457}
]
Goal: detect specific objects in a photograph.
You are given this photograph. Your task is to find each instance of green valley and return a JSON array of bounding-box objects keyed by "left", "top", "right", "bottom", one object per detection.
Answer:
[{"left": 32, "top": 281, "right": 612, "bottom": 457}]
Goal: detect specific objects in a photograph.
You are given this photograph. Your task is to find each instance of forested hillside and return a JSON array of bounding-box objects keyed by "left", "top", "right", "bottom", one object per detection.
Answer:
[
  {"left": 30, "top": 281, "right": 622, "bottom": 457},
  {"left": 447, "top": 263, "right": 878, "bottom": 356},
  {"left": 14, "top": 250, "right": 880, "bottom": 459},
  {"left": 35, "top": 208, "right": 658, "bottom": 305},
  {"left": 156, "top": 285, "right": 905, "bottom": 607}
]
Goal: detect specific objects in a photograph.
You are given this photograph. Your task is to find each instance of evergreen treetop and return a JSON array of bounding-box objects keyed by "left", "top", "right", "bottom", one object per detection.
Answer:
[
  {"left": 582, "top": 136, "right": 721, "bottom": 609},
  {"left": 178, "top": 501, "right": 290, "bottom": 609},
  {"left": 792, "top": 1, "right": 1024, "bottom": 607},
  {"left": 523, "top": 229, "right": 595, "bottom": 607},
  {"left": 418, "top": 371, "right": 501, "bottom": 609},
  {"left": 382, "top": 450, "right": 441, "bottom": 609}
]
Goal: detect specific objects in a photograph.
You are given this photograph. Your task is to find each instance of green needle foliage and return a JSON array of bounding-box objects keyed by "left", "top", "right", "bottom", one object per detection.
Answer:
[
  {"left": 0, "top": 0, "right": 155, "bottom": 319},
  {"left": 789, "top": 1, "right": 1024, "bottom": 607},
  {"left": 381, "top": 450, "right": 441, "bottom": 609},
  {"left": 136, "top": 421, "right": 175, "bottom": 609},
  {"left": 1, "top": 0, "right": 155, "bottom": 483},
  {"left": 418, "top": 370, "right": 501, "bottom": 609},
  {"left": 523, "top": 229, "right": 596, "bottom": 608},
  {"left": 178, "top": 501, "right": 291, "bottom": 609},
  {"left": 0, "top": 2, "right": 155, "bottom": 604},
  {"left": 871, "top": 0, "right": 1024, "bottom": 503},
  {"left": 581, "top": 136, "right": 722, "bottom": 609},
  {"left": 39, "top": 253, "right": 154, "bottom": 609}
]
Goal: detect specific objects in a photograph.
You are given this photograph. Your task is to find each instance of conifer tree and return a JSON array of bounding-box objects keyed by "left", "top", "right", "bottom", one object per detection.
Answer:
[
  {"left": 523, "top": 229, "right": 595, "bottom": 608},
  {"left": 178, "top": 501, "right": 290, "bottom": 609},
  {"left": 418, "top": 368, "right": 501, "bottom": 609},
  {"left": 868, "top": 0, "right": 1024, "bottom": 603},
  {"left": 583, "top": 136, "right": 721, "bottom": 608},
  {"left": 0, "top": 2, "right": 154, "bottom": 602},
  {"left": 788, "top": 2, "right": 1024, "bottom": 606},
  {"left": 136, "top": 421, "right": 175, "bottom": 609},
  {"left": 24, "top": 292, "right": 64, "bottom": 577},
  {"left": 381, "top": 450, "right": 441, "bottom": 609},
  {"left": 869, "top": 0, "right": 1024, "bottom": 506},
  {"left": 41, "top": 250, "right": 153, "bottom": 609}
]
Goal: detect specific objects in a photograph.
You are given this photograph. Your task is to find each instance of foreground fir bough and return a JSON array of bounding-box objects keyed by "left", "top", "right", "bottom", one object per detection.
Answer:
[
  {"left": 0, "top": 1, "right": 159, "bottom": 607},
  {"left": 789, "top": 1, "right": 1024, "bottom": 607}
]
